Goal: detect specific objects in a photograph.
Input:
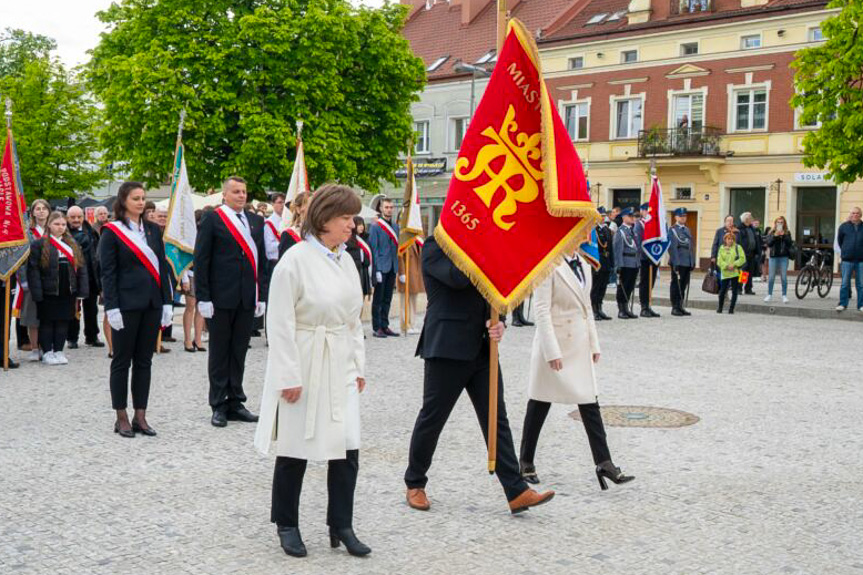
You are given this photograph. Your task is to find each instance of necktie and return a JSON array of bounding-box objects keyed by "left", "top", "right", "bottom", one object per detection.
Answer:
[
  {"left": 569, "top": 258, "right": 584, "bottom": 284},
  {"left": 236, "top": 213, "right": 246, "bottom": 228}
]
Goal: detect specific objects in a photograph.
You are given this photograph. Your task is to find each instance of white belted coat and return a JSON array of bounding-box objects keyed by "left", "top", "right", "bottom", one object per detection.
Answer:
[
  {"left": 254, "top": 240, "right": 365, "bottom": 461},
  {"left": 528, "top": 257, "right": 601, "bottom": 405}
]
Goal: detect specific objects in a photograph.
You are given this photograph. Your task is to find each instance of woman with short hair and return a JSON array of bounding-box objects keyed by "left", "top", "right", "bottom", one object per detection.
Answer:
[
  {"left": 717, "top": 232, "right": 747, "bottom": 314},
  {"left": 255, "top": 184, "right": 369, "bottom": 559},
  {"left": 26, "top": 211, "right": 89, "bottom": 366},
  {"left": 99, "top": 182, "right": 173, "bottom": 437}
]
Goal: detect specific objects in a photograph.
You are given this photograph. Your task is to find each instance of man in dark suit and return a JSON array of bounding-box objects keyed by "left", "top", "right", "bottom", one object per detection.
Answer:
[
  {"left": 403, "top": 237, "right": 554, "bottom": 514},
  {"left": 66, "top": 206, "right": 104, "bottom": 348},
  {"left": 591, "top": 207, "right": 614, "bottom": 321},
  {"left": 194, "top": 176, "right": 268, "bottom": 428}
]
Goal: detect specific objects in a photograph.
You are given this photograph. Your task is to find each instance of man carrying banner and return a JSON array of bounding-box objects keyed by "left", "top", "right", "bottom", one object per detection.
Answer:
[
  {"left": 634, "top": 202, "right": 660, "bottom": 318},
  {"left": 194, "top": 176, "right": 268, "bottom": 428},
  {"left": 668, "top": 207, "right": 695, "bottom": 316},
  {"left": 614, "top": 208, "right": 640, "bottom": 319},
  {"left": 369, "top": 197, "right": 400, "bottom": 338},
  {"left": 637, "top": 176, "right": 671, "bottom": 317}
]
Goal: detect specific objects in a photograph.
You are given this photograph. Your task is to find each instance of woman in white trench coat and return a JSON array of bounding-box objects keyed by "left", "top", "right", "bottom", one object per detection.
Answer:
[
  {"left": 254, "top": 185, "right": 370, "bottom": 559},
  {"left": 519, "top": 251, "right": 635, "bottom": 490}
]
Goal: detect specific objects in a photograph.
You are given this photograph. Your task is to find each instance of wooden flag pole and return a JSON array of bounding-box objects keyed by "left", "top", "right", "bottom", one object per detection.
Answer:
[
  {"left": 405, "top": 246, "right": 411, "bottom": 332},
  {"left": 3, "top": 282, "right": 10, "bottom": 371},
  {"left": 487, "top": 0, "right": 507, "bottom": 474}
]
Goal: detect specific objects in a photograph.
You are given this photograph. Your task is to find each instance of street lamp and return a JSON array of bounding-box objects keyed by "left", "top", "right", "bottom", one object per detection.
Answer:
[{"left": 453, "top": 62, "right": 492, "bottom": 124}]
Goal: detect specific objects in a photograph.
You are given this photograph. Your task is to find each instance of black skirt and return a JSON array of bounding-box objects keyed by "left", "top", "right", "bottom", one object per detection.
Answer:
[{"left": 37, "top": 261, "right": 76, "bottom": 322}]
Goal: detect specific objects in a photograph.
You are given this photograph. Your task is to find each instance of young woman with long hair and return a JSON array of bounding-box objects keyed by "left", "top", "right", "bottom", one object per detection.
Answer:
[
  {"left": 19, "top": 199, "right": 52, "bottom": 361},
  {"left": 764, "top": 215, "right": 795, "bottom": 303}
]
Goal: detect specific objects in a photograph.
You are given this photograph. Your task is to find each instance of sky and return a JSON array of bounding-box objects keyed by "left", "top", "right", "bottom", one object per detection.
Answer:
[{"left": 1, "top": 0, "right": 388, "bottom": 68}]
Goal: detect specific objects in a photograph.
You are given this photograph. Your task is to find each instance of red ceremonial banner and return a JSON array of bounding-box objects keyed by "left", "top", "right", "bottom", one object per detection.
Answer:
[
  {"left": 0, "top": 132, "right": 28, "bottom": 250},
  {"left": 435, "top": 18, "right": 598, "bottom": 311}
]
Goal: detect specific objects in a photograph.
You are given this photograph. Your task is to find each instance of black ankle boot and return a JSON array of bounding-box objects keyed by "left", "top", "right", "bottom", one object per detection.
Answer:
[
  {"left": 330, "top": 527, "right": 371, "bottom": 557},
  {"left": 277, "top": 526, "right": 307, "bottom": 557}
]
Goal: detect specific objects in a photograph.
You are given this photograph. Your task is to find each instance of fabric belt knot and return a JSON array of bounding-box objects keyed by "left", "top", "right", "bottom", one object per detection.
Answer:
[{"left": 296, "top": 323, "right": 348, "bottom": 440}]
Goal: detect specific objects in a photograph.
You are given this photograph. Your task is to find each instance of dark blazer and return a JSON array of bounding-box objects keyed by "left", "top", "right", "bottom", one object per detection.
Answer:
[
  {"left": 346, "top": 235, "right": 372, "bottom": 296},
  {"left": 194, "top": 208, "right": 268, "bottom": 310},
  {"left": 69, "top": 221, "right": 100, "bottom": 289},
  {"left": 99, "top": 220, "right": 172, "bottom": 312},
  {"left": 711, "top": 227, "right": 736, "bottom": 260},
  {"left": 278, "top": 230, "right": 300, "bottom": 259},
  {"left": 415, "top": 237, "right": 490, "bottom": 361},
  {"left": 27, "top": 238, "right": 89, "bottom": 302}
]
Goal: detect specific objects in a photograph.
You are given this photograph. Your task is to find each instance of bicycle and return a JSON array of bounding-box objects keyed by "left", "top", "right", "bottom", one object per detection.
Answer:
[{"left": 795, "top": 248, "right": 833, "bottom": 299}]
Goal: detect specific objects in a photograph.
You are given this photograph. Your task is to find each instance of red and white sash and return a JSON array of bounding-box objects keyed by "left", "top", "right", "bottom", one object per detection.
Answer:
[
  {"left": 376, "top": 219, "right": 398, "bottom": 246},
  {"left": 285, "top": 227, "right": 302, "bottom": 243},
  {"left": 216, "top": 205, "right": 259, "bottom": 303},
  {"left": 415, "top": 235, "right": 425, "bottom": 248},
  {"left": 11, "top": 283, "right": 23, "bottom": 314},
  {"left": 49, "top": 236, "right": 76, "bottom": 267},
  {"left": 356, "top": 235, "right": 373, "bottom": 268},
  {"left": 31, "top": 225, "right": 44, "bottom": 239},
  {"left": 103, "top": 221, "right": 161, "bottom": 286},
  {"left": 265, "top": 219, "right": 281, "bottom": 239}
]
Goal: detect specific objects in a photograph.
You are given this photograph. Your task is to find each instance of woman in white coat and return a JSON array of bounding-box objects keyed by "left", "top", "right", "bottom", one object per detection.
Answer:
[
  {"left": 254, "top": 185, "right": 370, "bottom": 559},
  {"left": 519, "top": 251, "right": 634, "bottom": 490}
]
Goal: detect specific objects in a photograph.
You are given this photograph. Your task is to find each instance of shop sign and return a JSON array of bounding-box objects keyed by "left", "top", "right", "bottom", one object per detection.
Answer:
[
  {"left": 793, "top": 172, "right": 831, "bottom": 183},
  {"left": 396, "top": 157, "right": 447, "bottom": 178}
]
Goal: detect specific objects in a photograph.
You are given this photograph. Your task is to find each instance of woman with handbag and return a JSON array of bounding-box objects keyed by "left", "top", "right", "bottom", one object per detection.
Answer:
[
  {"left": 717, "top": 233, "right": 747, "bottom": 314},
  {"left": 519, "top": 250, "right": 634, "bottom": 490},
  {"left": 764, "top": 216, "right": 795, "bottom": 304}
]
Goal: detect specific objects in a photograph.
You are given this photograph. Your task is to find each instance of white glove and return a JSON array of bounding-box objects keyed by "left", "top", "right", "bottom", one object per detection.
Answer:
[
  {"left": 107, "top": 308, "right": 124, "bottom": 331},
  {"left": 399, "top": 274, "right": 406, "bottom": 284},
  {"left": 376, "top": 271, "right": 383, "bottom": 284},
  {"left": 198, "top": 301, "right": 214, "bottom": 319},
  {"left": 161, "top": 305, "right": 173, "bottom": 328},
  {"left": 255, "top": 302, "right": 266, "bottom": 318}
]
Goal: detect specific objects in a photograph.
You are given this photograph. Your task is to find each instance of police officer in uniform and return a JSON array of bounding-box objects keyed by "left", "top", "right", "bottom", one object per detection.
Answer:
[
  {"left": 634, "top": 203, "right": 660, "bottom": 318},
  {"left": 591, "top": 207, "right": 614, "bottom": 321},
  {"left": 668, "top": 207, "right": 695, "bottom": 316},
  {"left": 613, "top": 208, "right": 639, "bottom": 319}
]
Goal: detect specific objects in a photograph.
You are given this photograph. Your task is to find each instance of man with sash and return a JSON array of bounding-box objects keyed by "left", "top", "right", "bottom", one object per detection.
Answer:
[
  {"left": 668, "top": 207, "right": 695, "bottom": 316},
  {"left": 194, "top": 176, "right": 268, "bottom": 428},
  {"left": 263, "top": 193, "right": 286, "bottom": 269},
  {"left": 369, "top": 197, "right": 400, "bottom": 338}
]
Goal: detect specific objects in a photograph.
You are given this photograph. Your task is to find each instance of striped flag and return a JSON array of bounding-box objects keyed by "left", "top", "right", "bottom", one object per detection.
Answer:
[{"left": 398, "top": 155, "right": 424, "bottom": 253}]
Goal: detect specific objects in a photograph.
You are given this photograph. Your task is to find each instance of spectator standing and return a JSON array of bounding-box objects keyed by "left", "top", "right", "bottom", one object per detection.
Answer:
[
  {"left": 835, "top": 206, "right": 863, "bottom": 312},
  {"left": 711, "top": 215, "right": 738, "bottom": 263},
  {"left": 66, "top": 206, "right": 104, "bottom": 348},
  {"left": 736, "top": 212, "right": 759, "bottom": 295},
  {"left": 27, "top": 212, "right": 89, "bottom": 365},
  {"left": 93, "top": 206, "right": 110, "bottom": 233},
  {"left": 764, "top": 216, "right": 795, "bottom": 304},
  {"left": 716, "top": 233, "right": 746, "bottom": 314}
]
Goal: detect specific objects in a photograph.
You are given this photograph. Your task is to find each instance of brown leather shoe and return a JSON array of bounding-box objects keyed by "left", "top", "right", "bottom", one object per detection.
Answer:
[
  {"left": 406, "top": 488, "right": 430, "bottom": 511},
  {"left": 508, "top": 488, "right": 555, "bottom": 514}
]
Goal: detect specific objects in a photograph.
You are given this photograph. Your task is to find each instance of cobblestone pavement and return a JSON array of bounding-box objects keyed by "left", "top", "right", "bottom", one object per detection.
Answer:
[{"left": 1, "top": 308, "right": 861, "bottom": 575}]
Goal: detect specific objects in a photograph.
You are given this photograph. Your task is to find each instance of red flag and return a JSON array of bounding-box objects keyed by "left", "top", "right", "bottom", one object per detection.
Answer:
[
  {"left": 0, "top": 132, "right": 27, "bottom": 248},
  {"left": 435, "top": 18, "right": 598, "bottom": 311}
]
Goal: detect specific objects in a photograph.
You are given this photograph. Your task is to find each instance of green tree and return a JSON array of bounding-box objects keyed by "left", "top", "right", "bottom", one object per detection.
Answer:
[
  {"left": 791, "top": 0, "right": 863, "bottom": 184},
  {"left": 0, "top": 30, "right": 105, "bottom": 199},
  {"left": 87, "top": 0, "right": 426, "bottom": 196}
]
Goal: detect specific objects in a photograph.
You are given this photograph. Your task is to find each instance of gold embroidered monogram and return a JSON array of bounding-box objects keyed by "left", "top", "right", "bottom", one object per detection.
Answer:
[{"left": 454, "top": 105, "right": 543, "bottom": 231}]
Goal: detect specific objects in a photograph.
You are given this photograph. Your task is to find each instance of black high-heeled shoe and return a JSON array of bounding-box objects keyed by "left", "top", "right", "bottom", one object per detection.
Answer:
[
  {"left": 193, "top": 342, "right": 207, "bottom": 352},
  {"left": 519, "top": 461, "right": 540, "bottom": 485},
  {"left": 131, "top": 420, "right": 157, "bottom": 437},
  {"left": 329, "top": 527, "right": 371, "bottom": 557},
  {"left": 595, "top": 460, "right": 634, "bottom": 491},
  {"left": 113, "top": 422, "right": 135, "bottom": 438},
  {"left": 184, "top": 345, "right": 196, "bottom": 352},
  {"left": 277, "top": 526, "right": 307, "bottom": 558}
]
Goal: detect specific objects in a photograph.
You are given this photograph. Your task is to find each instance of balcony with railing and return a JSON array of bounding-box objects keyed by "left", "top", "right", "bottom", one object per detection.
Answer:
[{"left": 637, "top": 126, "right": 724, "bottom": 158}]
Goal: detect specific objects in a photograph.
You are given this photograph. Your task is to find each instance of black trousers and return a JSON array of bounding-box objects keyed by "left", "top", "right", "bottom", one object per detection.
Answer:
[
  {"left": 638, "top": 260, "right": 659, "bottom": 308},
  {"left": 39, "top": 320, "right": 69, "bottom": 353},
  {"left": 405, "top": 354, "right": 528, "bottom": 501},
  {"left": 271, "top": 450, "right": 359, "bottom": 529},
  {"left": 718, "top": 277, "right": 739, "bottom": 311},
  {"left": 670, "top": 266, "right": 692, "bottom": 310},
  {"left": 590, "top": 267, "right": 611, "bottom": 308},
  {"left": 520, "top": 400, "right": 611, "bottom": 466},
  {"left": 67, "top": 289, "right": 100, "bottom": 343},
  {"left": 615, "top": 267, "right": 638, "bottom": 312},
  {"left": 371, "top": 271, "right": 395, "bottom": 331},
  {"left": 110, "top": 308, "right": 161, "bottom": 410},
  {"left": 743, "top": 257, "right": 757, "bottom": 292},
  {"left": 207, "top": 306, "right": 254, "bottom": 412}
]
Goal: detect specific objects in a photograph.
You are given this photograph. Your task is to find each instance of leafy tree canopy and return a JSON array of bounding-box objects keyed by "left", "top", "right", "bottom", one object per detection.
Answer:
[
  {"left": 0, "top": 29, "right": 105, "bottom": 199},
  {"left": 791, "top": 0, "right": 863, "bottom": 184},
  {"left": 87, "top": 0, "right": 426, "bottom": 196}
]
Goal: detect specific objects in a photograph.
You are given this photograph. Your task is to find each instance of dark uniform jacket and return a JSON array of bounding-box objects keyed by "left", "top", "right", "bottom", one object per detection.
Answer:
[
  {"left": 27, "top": 238, "right": 89, "bottom": 302},
  {"left": 99, "top": 220, "right": 172, "bottom": 311}
]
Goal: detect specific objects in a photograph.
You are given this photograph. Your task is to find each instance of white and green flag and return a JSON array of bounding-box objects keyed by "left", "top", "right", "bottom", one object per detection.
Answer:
[{"left": 164, "top": 143, "right": 196, "bottom": 278}]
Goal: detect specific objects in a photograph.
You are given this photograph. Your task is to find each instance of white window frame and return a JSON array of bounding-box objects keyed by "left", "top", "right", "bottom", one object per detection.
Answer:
[
  {"left": 666, "top": 86, "right": 709, "bottom": 132},
  {"left": 414, "top": 120, "right": 431, "bottom": 154},
  {"left": 620, "top": 49, "right": 639, "bottom": 64},
  {"left": 794, "top": 107, "right": 821, "bottom": 131},
  {"left": 679, "top": 41, "right": 699, "bottom": 56},
  {"left": 449, "top": 116, "right": 469, "bottom": 151},
  {"left": 559, "top": 98, "right": 591, "bottom": 142},
  {"left": 586, "top": 13, "right": 608, "bottom": 25},
  {"left": 740, "top": 33, "right": 762, "bottom": 50},
  {"left": 672, "top": 184, "right": 696, "bottom": 202},
  {"left": 808, "top": 27, "right": 825, "bottom": 42},
  {"left": 609, "top": 93, "right": 645, "bottom": 140},
  {"left": 568, "top": 55, "right": 585, "bottom": 70},
  {"left": 727, "top": 81, "right": 771, "bottom": 134}
]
